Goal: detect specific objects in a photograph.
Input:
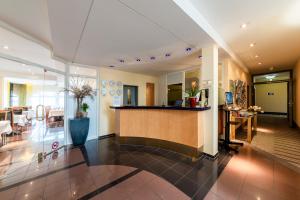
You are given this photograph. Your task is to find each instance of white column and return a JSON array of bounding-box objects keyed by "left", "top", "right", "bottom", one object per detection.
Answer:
[
  {"left": 201, "top": 45, "right": 219, "bottom": 156},
  {"left": 64, "top": 63, "right": 70, "bottom": 145}
]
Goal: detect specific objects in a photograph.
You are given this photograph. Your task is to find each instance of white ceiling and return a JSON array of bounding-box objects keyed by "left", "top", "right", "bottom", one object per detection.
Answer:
[
  {"left": 188, "top": 0, "right": 300, "bottom": 74},
  {"left": 47, "top": 0, "right": 215, "bottom": 74},
  {"left": 0, "top": 0, "right": 299, "bottom": 75},
  {"left": 0, "top": 0, "right": 51, "bottom": 46}
]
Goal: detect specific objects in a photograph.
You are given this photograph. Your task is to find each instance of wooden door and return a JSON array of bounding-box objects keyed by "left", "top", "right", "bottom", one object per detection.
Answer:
[{"left": 146, "top": 83, "right": 155, "bottom": 106}]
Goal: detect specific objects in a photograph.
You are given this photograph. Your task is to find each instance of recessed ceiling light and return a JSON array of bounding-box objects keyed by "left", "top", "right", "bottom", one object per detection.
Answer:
[
  {"left": 22, "top": 63, "right": 26, "bottom": 66},
  {"left": 258, "top": 62, "right": 262, "bottom": 65},
  {"left": 241, "top": 23, "right": 247, "bottom": 29},
  {"left": 255, "top": 55, "right": 259, "bottom": 58},
  {"left": 3, "top": 45, "right": 8, "bottom": 50},
  {"left": 250, "top": 43, "right": 255, "bottom": 47}
]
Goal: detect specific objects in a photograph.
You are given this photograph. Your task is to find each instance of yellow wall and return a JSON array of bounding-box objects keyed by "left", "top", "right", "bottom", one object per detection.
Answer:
[
  {"left": 294, "top": 59, "right": 300, "bottom": 127},
  {"left": 255, "top": 82, "right": 288, "bottom": 113},
  {"left": 99, "top": 67, "right": 159, "bottom": 136}
]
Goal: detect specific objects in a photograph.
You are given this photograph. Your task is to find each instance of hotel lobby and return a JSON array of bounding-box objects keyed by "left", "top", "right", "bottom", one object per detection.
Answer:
[{"left": 0, "top": 0, "right": 300, "bottom": 199}]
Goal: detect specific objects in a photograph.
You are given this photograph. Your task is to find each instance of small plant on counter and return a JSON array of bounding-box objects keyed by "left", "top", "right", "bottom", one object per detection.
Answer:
[{"left": 185, "top": 82, "right": 200, "bottom": 107}]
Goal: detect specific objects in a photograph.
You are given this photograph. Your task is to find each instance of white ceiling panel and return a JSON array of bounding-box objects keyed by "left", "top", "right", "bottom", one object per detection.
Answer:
[
  {"left": 0, "top": 0, "right": 51, "bottom": 46},
  {"left": 47, "top": 0, "right": 94, "bottom": 61},
  {"left": 74, "top": 0, "right": 187, "bottom": 66}
]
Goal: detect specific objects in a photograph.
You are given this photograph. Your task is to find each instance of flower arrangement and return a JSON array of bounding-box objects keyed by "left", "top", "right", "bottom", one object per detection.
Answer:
[
  {"left": 185, "top": 82, "right": 200, "bottom": 107},
  {"left": 64, "top": 78, "right": 96, "bottom": 118},
  {"left": 248, "top": 106, "right": 264, "bottom": 113}
]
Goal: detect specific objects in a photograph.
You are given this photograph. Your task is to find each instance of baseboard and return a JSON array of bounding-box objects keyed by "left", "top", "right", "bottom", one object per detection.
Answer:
[
  {"left": 261, "top": 112, "right": 287, "bottom": 116},
  {"left": 203, "top": 152, "right": 219, "bottom": 160},
  {"left": 98, "top": 133, "right": 116, "bottom": 140}
]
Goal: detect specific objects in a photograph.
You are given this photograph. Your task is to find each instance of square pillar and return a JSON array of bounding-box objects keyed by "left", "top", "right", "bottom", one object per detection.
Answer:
[{"left": 201, "top": 45, "right": 219, "bottom": 156}]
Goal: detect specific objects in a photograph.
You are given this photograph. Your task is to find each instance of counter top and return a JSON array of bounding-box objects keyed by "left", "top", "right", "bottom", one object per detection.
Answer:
[{"left": 110, "top": 105, "right": 211, "bottom": 111}]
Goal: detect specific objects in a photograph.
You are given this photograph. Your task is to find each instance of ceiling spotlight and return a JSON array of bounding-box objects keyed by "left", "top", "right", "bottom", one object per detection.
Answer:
[
  {"left": 119, "top": 59, "right": 125, "bottom": 63},
  {"left": 165, "top": 53, "right": 171, "bottom": 57},
  {"left": 3, "top": 45, "right": 8, "bottom": 50},
  {"left": 186, "top": 47, "right": 192, "bottom": 52},
  {"left": 150, "top": 56, "right": 156, "bottom": 60},
  {"left": 250, "top": 43, "right": 255, "bottom": 47},
  {"left": 255, "top": 55, "right": 259, "bottom": 58},
  {"left": 136, "top": 58, "right": 141, "bottom": 62},
  {"left": 240, "top": 23, "right": 247, "bottom": 29},
  {"left": 258, "top": 62, "right": 262, "bottom": 65}
]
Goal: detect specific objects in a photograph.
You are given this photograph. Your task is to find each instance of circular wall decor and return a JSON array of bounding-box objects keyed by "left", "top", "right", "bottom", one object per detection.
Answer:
[
  {"left": 117, "top": 81, "right": 123, "bottom": 87},
  {"left": 116, "top": 89, "right": 122, "bottom": 96},
  {"left": 101, "top": 88, "right": 107, "bottom": 96},
  {"left": 109, "top": 80, "right": 116, "bottom": 87},
  {"left": 101, "top": 80, "right": 107, "bottom": 87},
  {"left": 109, "top": 89, "right": 115, "bottom": 96}
]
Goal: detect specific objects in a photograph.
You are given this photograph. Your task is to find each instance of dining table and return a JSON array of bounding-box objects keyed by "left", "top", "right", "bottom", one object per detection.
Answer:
[{"left": 0, "top": 120, "right": 12, "bottom": 145}]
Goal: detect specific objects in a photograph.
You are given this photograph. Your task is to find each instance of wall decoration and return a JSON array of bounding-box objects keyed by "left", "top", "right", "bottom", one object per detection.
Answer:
[
  {"left": 109, "top": 80, "right": 115, "bottom": 87},
  {"left": 116, "top": 89, "right": 122, "bottom": 96},
  {"left": 101, "top": 80, "right": 107, "bottom": 87},
  {"left": 101, "top": 88, "right": 107, "bottom": 96},
  {"left": 109, "top": 89, "right": 115, "bottom": 96},
  {"left": 229, "top": 80, "right": 247, "bottom": 108},
  {"left": 117, "top": 81, "right": 122, "bottom": 87}
]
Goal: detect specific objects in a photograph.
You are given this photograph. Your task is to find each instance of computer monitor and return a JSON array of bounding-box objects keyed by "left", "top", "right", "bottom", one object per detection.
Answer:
[{"left": 225, "top": 92, "right": 233, "bottom": 105}]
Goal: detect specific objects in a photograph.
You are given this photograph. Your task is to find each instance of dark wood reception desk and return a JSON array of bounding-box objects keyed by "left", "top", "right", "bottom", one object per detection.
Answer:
[{"left": 111, "top": 106, "right": 211, "bottom": 158}]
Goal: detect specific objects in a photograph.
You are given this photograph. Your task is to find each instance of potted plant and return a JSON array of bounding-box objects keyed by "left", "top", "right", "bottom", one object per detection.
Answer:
[
  {"left": 64, "top": 78, "right": 96, "bottom": 146},
  {"left": 81, "top": 103, "right": 89, "bottom": 117},
  {"left": 185, "top": 83, "right": 200, "bottom": 108}
]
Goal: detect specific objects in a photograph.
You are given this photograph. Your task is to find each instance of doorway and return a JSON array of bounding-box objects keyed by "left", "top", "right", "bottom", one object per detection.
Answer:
[
  {"left": 146, "top": 83, "right": 155, "bottom": 106},
  {"left": 123, "top": 85, "right": 138, "bottom": 106},
  {"left": 252, "top": 70, "right": 293, "bottom": 127}
]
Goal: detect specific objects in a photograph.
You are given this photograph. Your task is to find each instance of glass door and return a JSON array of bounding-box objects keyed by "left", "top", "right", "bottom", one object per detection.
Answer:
[{"left": 38, "top": 70, "right": 65, "bottom": 157}]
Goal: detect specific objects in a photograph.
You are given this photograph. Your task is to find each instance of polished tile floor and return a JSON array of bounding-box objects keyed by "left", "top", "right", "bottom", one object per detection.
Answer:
[
  {"left": 237, "top": 115, "right": 300, "bottom": 169},
  {"left": 0, "top": 120, "right": 65, "bottom": 188},
  {"left": 0, "top": 121, "right": 300, "bottom": 199}
]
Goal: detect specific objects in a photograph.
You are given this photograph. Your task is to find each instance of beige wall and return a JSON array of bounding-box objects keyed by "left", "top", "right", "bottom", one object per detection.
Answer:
[
  {"left": 255, "top": 82, "right": 288, "bottom": 113},
  {"left": 294, "top": 59, "right": 300, "bottom": 127},
  {"left": 221, "top": 58, "right": 251, "bottom": 105},
  {"left": 99, "top": 67, "right": 159, "bottom": 136},
  {"left": 0, "top": 75, "right": 3, "bottom": 109}
]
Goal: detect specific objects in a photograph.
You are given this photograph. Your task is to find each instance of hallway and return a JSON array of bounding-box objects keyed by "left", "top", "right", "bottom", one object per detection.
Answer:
[{"left": 241, "top": 115, "right": 300, "bottom": 169}]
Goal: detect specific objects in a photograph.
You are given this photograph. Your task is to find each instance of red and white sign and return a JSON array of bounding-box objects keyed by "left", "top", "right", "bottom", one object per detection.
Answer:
[{"left": 52, "top": 141, "right": 59, "bottom": 150}]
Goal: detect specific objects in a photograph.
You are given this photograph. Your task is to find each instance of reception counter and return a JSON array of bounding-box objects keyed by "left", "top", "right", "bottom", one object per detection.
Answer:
[{"left": 111, "top": 106, "right": 211, "bottom": 158}]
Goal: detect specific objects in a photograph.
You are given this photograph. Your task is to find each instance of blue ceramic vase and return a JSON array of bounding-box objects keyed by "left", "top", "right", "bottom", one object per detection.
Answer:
[{"left": 69, "top": 117, "right": 90, "bottom": 146}]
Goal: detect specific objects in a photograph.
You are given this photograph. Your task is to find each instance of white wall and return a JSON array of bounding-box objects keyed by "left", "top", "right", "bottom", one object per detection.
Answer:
[
  {"left": 99, "top": 67, "right": 159, "bottom": 136},
  {"left": 255, "top": 82, "right": 288, "bottom": 113}
]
